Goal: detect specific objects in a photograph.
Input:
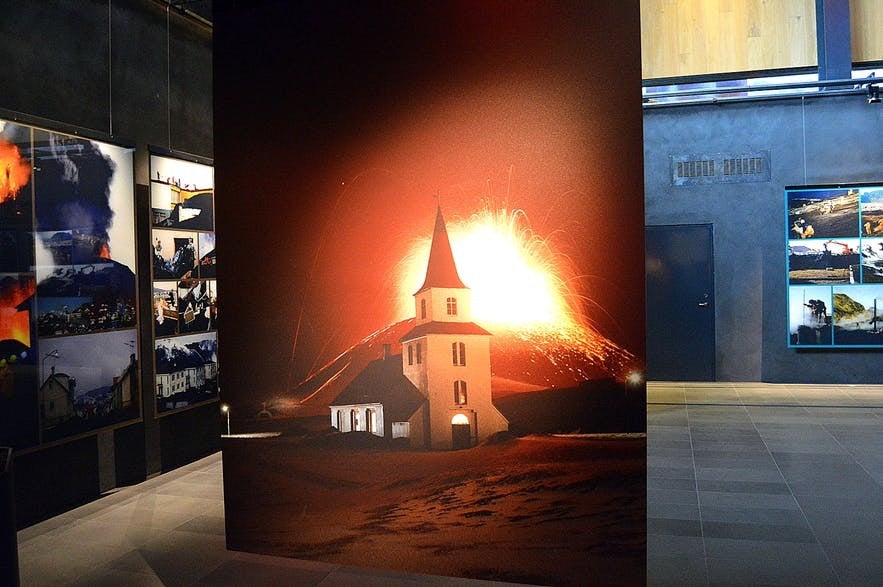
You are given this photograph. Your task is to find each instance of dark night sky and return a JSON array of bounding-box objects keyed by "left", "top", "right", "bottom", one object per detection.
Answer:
[{"left": 214, "top": 2, "right": 645, "bottom": 397}]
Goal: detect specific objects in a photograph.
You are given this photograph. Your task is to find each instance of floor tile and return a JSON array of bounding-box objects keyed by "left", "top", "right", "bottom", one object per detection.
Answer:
[
  {"left": 647, "top": 555, "right": 707, "bottom": 587},
  {"left": 15, "top": 383, "right": 883, "bottom": 587}
]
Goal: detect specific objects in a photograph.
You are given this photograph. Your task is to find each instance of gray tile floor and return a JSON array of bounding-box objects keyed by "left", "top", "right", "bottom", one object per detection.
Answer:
[
  {"left": 648, "top": 382, "right": 882, "bottom": 586},
  {"left": 15, "top": 382, "right": 882, "bottom": 586}
]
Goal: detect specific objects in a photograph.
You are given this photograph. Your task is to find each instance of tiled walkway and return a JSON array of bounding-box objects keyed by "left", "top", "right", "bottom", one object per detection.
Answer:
[
  {"left": 15, "top": 382, "right": 882, "bottom": 585},
  {"left": 647, "top": 382, "right": 882, "bottom": 586}
]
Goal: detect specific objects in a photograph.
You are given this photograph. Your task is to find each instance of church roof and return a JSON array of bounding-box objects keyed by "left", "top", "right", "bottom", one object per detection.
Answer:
[
  {"left": 416, "top": 206, "right": 466, "bottom": 293},
  {"left": 400, "top": 320, "right": 491, "bottom": 342},
  {"left": 330, "top": 356, "right": 426, "bottom": 421}
]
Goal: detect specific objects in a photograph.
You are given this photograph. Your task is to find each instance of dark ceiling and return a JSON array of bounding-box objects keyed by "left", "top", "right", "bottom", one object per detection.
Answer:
[{"left": 166, "top": 0, "right": 212, "bottom": 25}]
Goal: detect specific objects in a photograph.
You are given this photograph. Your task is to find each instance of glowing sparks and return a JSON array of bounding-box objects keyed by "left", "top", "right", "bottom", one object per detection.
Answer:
[
  {"left": 0, "top": 139, "right": 32, "bottom": 201},
  {"left": 399, "top": 202, "right": 580, "bottom": 330},
  {"left": 395, "top": 201, "right": 640, "bottom": 382}
]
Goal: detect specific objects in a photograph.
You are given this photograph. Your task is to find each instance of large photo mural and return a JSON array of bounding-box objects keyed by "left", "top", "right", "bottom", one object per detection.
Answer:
[
  {"left": 215, "top": 3, "right": 646, "bottom": 585},
  {"left": 0, "top": 119, "right": 139, "bottom": 448}
]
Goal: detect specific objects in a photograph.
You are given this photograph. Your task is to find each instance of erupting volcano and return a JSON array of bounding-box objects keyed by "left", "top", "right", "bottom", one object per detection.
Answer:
[
  {"left": 291, "top": 200, "right": 640, "bottom": 420},
  {"left": 0, "top": 139, "right": 31, "bottom": 202}
]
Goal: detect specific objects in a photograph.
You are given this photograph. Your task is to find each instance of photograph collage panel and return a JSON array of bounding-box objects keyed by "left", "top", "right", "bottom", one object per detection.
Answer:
[
  {"left": 0, "top": 119, "right": 142, "bottom": 447},
  {"left": 154, "top": 331, "right": 219, "bottom": 414},
  {"left": 150, "top": 154, "right": 217, "bottom": 415},
  {"left": 787, "top": 184, "right": 883, "bottom": 347}
]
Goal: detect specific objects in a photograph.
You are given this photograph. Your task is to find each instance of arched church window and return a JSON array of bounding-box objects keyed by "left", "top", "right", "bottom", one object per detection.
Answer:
[
  {"left": 350, "top": 409, "right": 358, "bottom": 431},
  {"left": 446, "top": 297, "right": 457, "bottom": 315},
  {"left": 454, "top": 380, "right": 467, "bottom": 405},
  {"left": 366, "top": 408, "right": 375, "bottom": 433},
  {"left": 407, "top": 344, "right": 414, "bottom": 365},
  {"left": 420, "top": 298, "right": 427, "bottom": 319},
  {"left": 416, "top": 343, "right": 422, "bottom": 364},
  {"left": 452, "top": 342, "right": 466, "bottom": 366}
]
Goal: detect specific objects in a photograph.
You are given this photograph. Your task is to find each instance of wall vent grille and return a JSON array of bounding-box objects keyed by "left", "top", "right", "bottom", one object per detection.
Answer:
[{"left": 671, "top": 151, "right": 770, "bottom": 185}]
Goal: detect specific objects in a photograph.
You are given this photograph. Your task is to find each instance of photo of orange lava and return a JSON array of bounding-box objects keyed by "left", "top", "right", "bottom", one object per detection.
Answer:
[
  {"left": 215, "top": 2, "right": 646, "bottom": 584},
  {"left": 0, "top": 138, "right": 31, "bottom": 202}
]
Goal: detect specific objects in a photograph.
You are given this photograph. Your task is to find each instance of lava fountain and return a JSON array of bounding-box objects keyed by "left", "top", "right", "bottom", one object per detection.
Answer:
[
  {"left": 0, "top": 139, "right": 32, "bottom": 202},
  {"left": 397, "top": 201, "right": 639, "bottom": 381}
]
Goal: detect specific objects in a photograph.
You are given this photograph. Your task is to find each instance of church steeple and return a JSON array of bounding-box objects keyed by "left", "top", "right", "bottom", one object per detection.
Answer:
[{"left": 416, "top": 206, "right": 466, "bottom": 293}]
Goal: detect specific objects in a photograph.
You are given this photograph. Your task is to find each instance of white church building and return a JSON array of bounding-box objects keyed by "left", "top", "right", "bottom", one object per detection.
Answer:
[{"left": 330, "top": 206, "right": 508, "bottom": 450}]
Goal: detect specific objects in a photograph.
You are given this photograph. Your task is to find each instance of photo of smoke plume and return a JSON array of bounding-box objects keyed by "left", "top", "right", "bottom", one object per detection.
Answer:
[
  {"left": 30, "top": 131, "right": 137, "bottom": 342},
  {"left": 152, "top": 229, "right": 197, "bottom": 280},
  {"left": 150, "top": 155, "right": 214, "bottom": 231},
  {"left": 154, "top": 332, "right": 218, "bottom": 414}
]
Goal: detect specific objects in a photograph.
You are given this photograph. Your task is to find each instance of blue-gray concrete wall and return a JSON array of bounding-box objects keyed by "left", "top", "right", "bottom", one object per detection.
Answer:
[{"left": 644, "top": 95, "right": 883, "bottom": 383}]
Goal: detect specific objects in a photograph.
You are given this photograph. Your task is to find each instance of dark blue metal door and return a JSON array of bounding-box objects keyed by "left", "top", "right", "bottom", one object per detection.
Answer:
[{"left": 645, "top": 224, "right": 715, "bottom": 381}]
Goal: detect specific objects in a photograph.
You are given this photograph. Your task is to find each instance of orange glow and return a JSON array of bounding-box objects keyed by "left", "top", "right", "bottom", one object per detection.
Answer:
[
  {"left": 398, "top": 202, "right": 579, "bottom": 330},
  {"left": 0, "top": 139, "right": 31, "bottom": 202},
  {"left": 396, "top": 201, "right": 638, "bottom": 381},
  {"left": 98, "top": 242, "right": 112, "bottom": 259},
  {"left": 0, "top": 277, "right": 34, "bottom": 347}
]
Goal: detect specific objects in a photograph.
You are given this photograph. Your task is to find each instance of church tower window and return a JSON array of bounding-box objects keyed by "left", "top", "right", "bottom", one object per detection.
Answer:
[
  {"left": 454, "top": 380, "right": 467, "bottom": 405},
  {"left": 452, "top": 342, "right": 466, "bottom": 366},
  {"left": 446, "top": 297, "right": 457, "bottom": 315},
  {"left": 421, "top": 298, "right": 427, "bottom": 319}
]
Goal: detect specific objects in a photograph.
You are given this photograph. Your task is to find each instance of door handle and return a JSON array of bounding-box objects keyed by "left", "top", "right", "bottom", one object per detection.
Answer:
[{"left": 698, "top": 301, "right": 709, "bottom": 308}]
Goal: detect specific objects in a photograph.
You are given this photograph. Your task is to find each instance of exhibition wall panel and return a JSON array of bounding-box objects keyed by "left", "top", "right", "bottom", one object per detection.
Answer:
[
  {"left": 0, "top": 0, "right": 215, "bottom": 528},
  {"left": 215, "top": 2, "right": 647, "bottom": 584}
]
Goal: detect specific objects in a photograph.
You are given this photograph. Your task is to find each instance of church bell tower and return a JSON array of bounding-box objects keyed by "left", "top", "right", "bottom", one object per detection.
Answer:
[{"left": 400, "top": 206, "right": 508, "bottom": 449}]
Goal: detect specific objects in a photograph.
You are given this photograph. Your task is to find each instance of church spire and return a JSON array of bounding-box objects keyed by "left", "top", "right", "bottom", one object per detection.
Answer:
[{"left": 416, "top": 205, "right": 466, "bottom": 293}]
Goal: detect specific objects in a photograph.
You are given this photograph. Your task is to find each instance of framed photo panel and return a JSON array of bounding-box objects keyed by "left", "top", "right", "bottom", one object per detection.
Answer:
[
  {"left": 149, "top": 153, "right": 217, "bottom": 416},
  {"left": 786, "top": 183, "right": 883, "bottom": 347},
  {"left": 0, "top": 118, "right": 140, "bottom": 448}
]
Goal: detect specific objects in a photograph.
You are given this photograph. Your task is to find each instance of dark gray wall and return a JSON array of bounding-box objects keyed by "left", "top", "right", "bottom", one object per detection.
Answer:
[
  {"left": 0, "top": 0, "right": 212, "bottom": 160},
  {"left": 0, "top": 0, "right": 215, "bottom": 527},
  {"left": 644, "top": 94, "right": 883, "bottom": 383}
]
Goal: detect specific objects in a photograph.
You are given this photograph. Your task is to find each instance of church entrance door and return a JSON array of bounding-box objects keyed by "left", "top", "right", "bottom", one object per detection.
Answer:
[{"left": 451, "top": 423, "right": 471, "bottom": 450}]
